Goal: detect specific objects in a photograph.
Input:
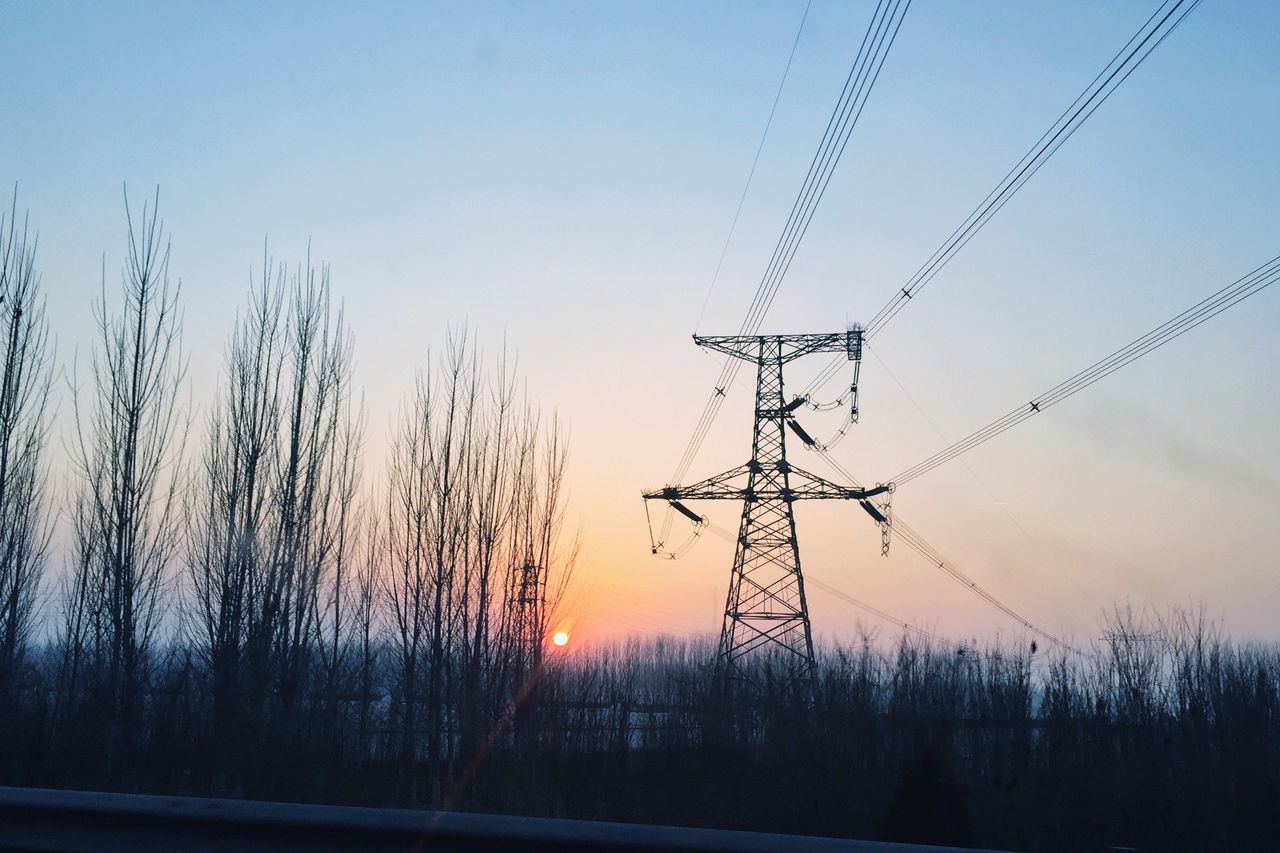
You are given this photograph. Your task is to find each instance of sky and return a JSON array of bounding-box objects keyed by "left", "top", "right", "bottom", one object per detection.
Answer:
[{"left": 4, "top": 0, "right": 1279, "bottom": 649}]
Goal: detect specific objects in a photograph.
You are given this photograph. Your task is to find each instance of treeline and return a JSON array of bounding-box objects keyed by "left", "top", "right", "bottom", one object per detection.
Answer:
[
  {"left": 0, "top": 191, "right": 573, "bottom": 807},
  {"left": 1, "top": 192, "right": 1277, "bottom": 851},
  {"left": 534, "top": 611, "right": 1278, "bottom": 851}
]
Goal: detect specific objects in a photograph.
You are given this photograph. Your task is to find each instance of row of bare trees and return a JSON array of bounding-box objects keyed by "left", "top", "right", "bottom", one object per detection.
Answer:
[{"left": 0, "top": 190, "right": 574, "bottom": 801}]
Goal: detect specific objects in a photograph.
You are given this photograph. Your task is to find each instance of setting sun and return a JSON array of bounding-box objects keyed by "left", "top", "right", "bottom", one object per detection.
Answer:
[{"left": 552, "top": 630, "right": 570, "bottom": 648}]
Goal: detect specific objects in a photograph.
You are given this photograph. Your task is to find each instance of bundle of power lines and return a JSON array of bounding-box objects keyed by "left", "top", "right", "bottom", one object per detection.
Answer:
[
  {"left": 802, "top": 0, "right": 1202, "bottom": 400},
  {"left": 670, "top": 0, "right": 911, "bottom": 489},
  {"left": 890, "top": 253, "right": 1280, "bottom": 486},
  {"left": 806, "top": 443, "right": 1082, "bottom": 654}
]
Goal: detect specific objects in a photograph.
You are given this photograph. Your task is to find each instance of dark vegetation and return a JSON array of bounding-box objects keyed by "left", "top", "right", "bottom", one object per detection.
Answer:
[{"left": 1, "top": 191, "right": 1277, "bottom": 851}]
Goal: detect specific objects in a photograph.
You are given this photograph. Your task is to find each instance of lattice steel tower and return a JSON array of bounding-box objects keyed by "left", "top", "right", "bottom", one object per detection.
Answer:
[
  {"left": 644, "top": 331, "right": 889, "bottom": 683},
  {"left": 509, "top": 558, "right": 547, "bottom": 678}
]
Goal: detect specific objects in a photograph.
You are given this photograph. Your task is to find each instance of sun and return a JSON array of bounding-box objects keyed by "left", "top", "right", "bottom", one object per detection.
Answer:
[{"left": 552, "top": 630, "right": 570, "bottom": 648}]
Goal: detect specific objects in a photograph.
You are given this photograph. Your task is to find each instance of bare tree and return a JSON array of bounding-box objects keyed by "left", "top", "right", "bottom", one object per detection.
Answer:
[
  {"left": 185, "top": 248, "right": 360, "bottom": 786},
  {"left": 252, "top": 260, "right": 355, "bottom": 710},
  {"left": 381, "top": 331, "right": 489, "bottom": 802},
  {"left": 382, "top": 367, "right": 439, "bottom": 800},
  {"left": 0, "top": 190, "right": 53, "bottom": 715},
  {"left": 185, "top": 257, "right": 284, "bottom": 769},
  {"left": 64, "top": 187, "right": 188, "bottom": 771},
  {"left": 497, "top": 404, "right": 575, "bottom": 668},
  {"left": 313, "top": 390, "right": 365, "bottom": 703},
  {"left": 352, "top": 505, "right": 383, "bottom": 760},
  {"left": 496, "top": 404, "right": 574, "bottom": 770},
  {"left": 457, "top": 345, "right": 519, "bottom": 762},
  {"left": 379, "top": 329, "right": 577, "bottom": 804},
  {"left": 423, "top": 330, "right": 482, "bottom": 800}
]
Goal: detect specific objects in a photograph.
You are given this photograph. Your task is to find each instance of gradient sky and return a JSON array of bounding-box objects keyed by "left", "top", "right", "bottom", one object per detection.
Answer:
[{"left": 4, "top": 1, "right": 1279, "bottom": 648}]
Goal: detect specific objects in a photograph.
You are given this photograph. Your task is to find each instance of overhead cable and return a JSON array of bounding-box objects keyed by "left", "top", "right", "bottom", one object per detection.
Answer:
[
  {"left": 698, "top": 517, "right": 957, "bottom": 649},
  {"left": 805, "top": 574, "right": 961, "bottom": 650},
  {"left": 891, "top": 253, "right": 1280, "bottom": 486},
  {"left": 801, "top": 0, "right": 1201, "bottom": 401},
  {"left": 863, "top": 0, "right": 1200, "bottom": 338},
  {"left": 694, "top": 0, "right": 814, "bottom": 334},
  {"left": 668, "top": 0, "right": 912, "bottom": 492},
  {"left": 811, "top": 444, "right": 1084, "bottom": 655}
]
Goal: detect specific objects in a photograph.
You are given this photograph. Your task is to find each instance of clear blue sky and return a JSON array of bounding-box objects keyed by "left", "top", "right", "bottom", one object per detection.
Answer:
[{"left": 4, "top": 1, "right": 1279, "bottom": 644}]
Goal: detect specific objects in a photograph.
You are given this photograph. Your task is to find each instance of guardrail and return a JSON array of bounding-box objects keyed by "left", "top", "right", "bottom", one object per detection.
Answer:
[{"left": 0, "top": 786, "right": 994, "bottom": 852}]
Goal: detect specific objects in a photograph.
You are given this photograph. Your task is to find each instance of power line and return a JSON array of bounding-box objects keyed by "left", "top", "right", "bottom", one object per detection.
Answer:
[
  {"left": 807, "top": 443, "right": 1083, "bottom": 655},
  {"left": 647, "top": 2, "right": 1207, "bottom": 663},
  {"left": 805, "top": 574, "right": 961, "bottom": 650},
  {"left": 660, "top": 3, "right": 811, "bottom": 552},
  {"left": 863, "top": 0, "right": 1200, "bottom": 338},
  {"left": 801, "top": 0, "right": 1201, "bottom": 400},
  {"left": 697, "top": 517, "right": 961, "bottom": 651},
  {"left": 673, "top": 0, "right": 908, "bottom": 486},
  {"left": 694, "top": 0, "right": 813, "bottom": 334},
  {"left": 891, "top": 253, "right": 1280, "bottom": 486},
  {"left": 890, "top": 516, "right": 1081, "bottom": 655},
  {"left": 736, "top": 0, "right": 911, "bottom": 342},
  {"left": 867, "top": 343, "right": 1038, "bottom": 543},
  {"left": 667, "top": 0, "right": 911, "bottom": 493}
]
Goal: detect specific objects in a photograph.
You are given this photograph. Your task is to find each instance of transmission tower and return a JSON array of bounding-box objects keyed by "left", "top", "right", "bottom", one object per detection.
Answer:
[
  {"left": 509, "top": 558, "right": 547, "bottom": 678},
  {"left": 644, "top": 330, "right": 890, "bottom": 683}
]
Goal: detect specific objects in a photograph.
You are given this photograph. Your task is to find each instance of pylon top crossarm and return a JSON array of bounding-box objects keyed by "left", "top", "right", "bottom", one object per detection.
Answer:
[
  {"left": 644, "top": 464, "right": 890, "bottom": 503},
  {"left": 642, "top": 464, "right": 750, "bottom": 502},
  {"left": 693, "top": 330, "right": 863, "bottom": 364}
]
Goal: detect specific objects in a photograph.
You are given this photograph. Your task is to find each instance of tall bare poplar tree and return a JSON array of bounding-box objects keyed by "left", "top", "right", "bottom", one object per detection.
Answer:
[
  {"left": 257, "top": 260, "right": 357, "bottom": 707},
  {"left": 383, "top": 367, "right": 437, "bottom": 800},
  {"left": 186, "top": 249, "right": 360, "bottom": 782},
  {"left": 187, "top": 262, "right": 284, "bottom": 760},
  {"left": 64, "top": 188, "right": 187, "bottom": 768},
  {"left": 0, "top": 191, "right": 53, "bottom": 713},
  {"left": 383, "top": 333, "right": 488, "bottom": 802},
  {"left": 456, "top": 346, "right": 518, "bottom": 761}
]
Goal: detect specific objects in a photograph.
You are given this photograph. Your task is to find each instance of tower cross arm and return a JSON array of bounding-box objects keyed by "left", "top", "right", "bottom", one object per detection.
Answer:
[
  {"left": 786, "top": 465, "right": 892, "bottom": 500},
  {"left": 642, "top": 464, "right": 752, "bottom": 502},
  {"left": 693, "top": 330, "right": 863, "bottom": 363},
  {"left": 644, "top": 464, "right": 891, "bottom": 503}
]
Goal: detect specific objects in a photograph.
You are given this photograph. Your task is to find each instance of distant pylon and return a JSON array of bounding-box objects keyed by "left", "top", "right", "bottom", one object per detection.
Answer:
[
  {"left": 644, "top": 331, "right": 890, "bottom": 683},
  {"left": 509, "top": 558, "right": 546, "bottom": 677}
]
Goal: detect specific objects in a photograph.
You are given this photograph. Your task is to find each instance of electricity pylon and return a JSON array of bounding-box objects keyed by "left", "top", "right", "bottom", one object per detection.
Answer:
[
  {"left": 509, "top": 558, "right": 546, "bottom": 678},
  {"left": 644, "top": 331, "right": 889, "bottom": 684}
]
